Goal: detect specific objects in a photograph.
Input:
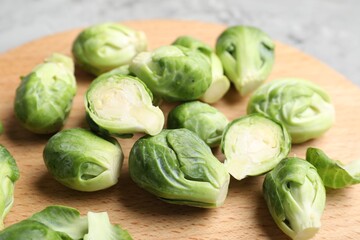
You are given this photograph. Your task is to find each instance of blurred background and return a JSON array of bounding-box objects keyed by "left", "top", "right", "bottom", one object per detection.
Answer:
[{"left": 1, "top": 0, "right": 359, "bottom": 84}]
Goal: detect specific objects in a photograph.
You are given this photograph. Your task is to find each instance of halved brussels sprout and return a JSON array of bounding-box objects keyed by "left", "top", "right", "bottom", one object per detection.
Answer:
[
  {"left": 85, "top": 73, "right": 164, "bottom": 137},
  {"left": 221, "top": 114, "right": 291, "bottom": 180},
  {"left": 130, "top": 45, "right": 212, "bottom": 102},
  {"left": 247, "top": 78, "right": 335, "bottom": 143},
  {"left": 263, "top": 157, "right": 326, "bottom": 240},
  {"left": 167, "top": 101, "right": 229, "bottom": 147},
  {"left": 14, "top": 53, "right": 76, "bottom": 134},
  {"left": 216, "top": 26, "right": 275, "bottom": 96},
  {"left": 129, "top": 129, "right": 230, "bottom": 208},
  {"left": 173, "top": 36, "right": 230, "bottom": 103},
  {"left": 43, "top": 128, "right": 123, "bottom": 192},
  {"left": 0, "top": 145, "right": 20, "bottom": 230},
  {"left": 306, "top": 147, "right": 360, "bottom": 189},
  {"left": 72, "top": 23, "right": 147, "bottom": 76}
]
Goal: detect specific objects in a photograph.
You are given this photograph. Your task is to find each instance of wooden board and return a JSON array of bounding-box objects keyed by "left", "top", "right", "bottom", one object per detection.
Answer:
[{"left": 1, "top": 20, "right": 360, "bottom": 239}]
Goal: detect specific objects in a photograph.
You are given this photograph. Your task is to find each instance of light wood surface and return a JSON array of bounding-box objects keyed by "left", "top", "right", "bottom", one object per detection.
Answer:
[{"left": 1, "top": 20, "right": 360, "bottom": 239}]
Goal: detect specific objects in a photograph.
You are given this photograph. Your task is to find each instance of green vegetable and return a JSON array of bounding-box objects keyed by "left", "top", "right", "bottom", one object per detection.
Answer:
[
  {"left": 129, "top": 129, "right": 230, "bottom": 208},
  {"left": 85, "top": 73, "right": 164, "bottom": 137},
  {"left": 221, "top": 114, "right": 290, "bottom": 180},
  {"left": 216, "top": 26, "right": 275, "bottom": 96},
  {"left": 14, "top": 53, "right": 76, "bottom": 134},
  {"left": 247, "top": 78, "right": 335, "bottom": 143},
  {"left": 0, "top": 145, "right": 20, "bottom": 230},
  {"left": 72, "top": 23, "right": 147, "bottom": 76},
  {"left": 306, "top": 147, "right": 360, "bottom": 189},
  {"left": 263, "top": 157, "right": 326, "bottom": 240},
  {"left": 130, "top": 45, "right": 212, "bottom": 102},
  {"left": 43, "top": 128, "right": 123, "bottom": 192},
  {"left": 172, "top": 36, "right": 230, "bottom": 103},
  {"left": 167, "top": 101, "right": 229, "bottom": 147}
]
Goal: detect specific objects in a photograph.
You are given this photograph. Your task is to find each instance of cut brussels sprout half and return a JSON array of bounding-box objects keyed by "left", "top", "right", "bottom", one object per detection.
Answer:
[
  {"left": 221, "top": 114, "right": 291, "bottom": 180},
  {"left": 263, "top": 157, "right": 326, "bottom": 240},
  {"left": 306, "top": 147, "right": 360, "bottom": 189},
  {"left": 43, "top": 128, "right": 123, "bottom": 192},
  {"left": 130, "top": 45, "right": 212, "bottom": 102},
  {"left": 72, "top": 22, "right": 147, "bottom": 76},
  {"left": 172, "top": 36, "right": 230, "bottom": 103},
  {"left": 216, "top": 26, "right": 275, "bottom": 96},
  {"left": 167, "top": 101, "right": 229, "bottom": 147},
  {"left": 0, "top": 145, "right": 20, "bottom": 230},
  {"left": 14, "top": 53, "right": 76, "bottom": 134},
  {"left": 85, "top": 73, "right": 164, "bottom": 137},
  {"left": 129, "top": 129, "right": 230, "bottom": 208}
]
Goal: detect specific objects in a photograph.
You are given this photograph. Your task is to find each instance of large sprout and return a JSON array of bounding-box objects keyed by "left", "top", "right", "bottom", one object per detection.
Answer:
[
  {"left": 247, "top": 78, "right": 335, "bottom": 143},
  {"left": 306, "top": 147, "right": 360, "bottom": 189},
  {"left": 167, "top": 101, "right": 229, "bottom": 147},
  {"left": 221, "top": 114, "right": 291, "bottom": 180},
  {"left": 216, "top": 26, "right": 275, "bottom": 96},
  {"left": 130, "top": 45, "right": 212, "bottom": 102},
  {"left": 14, "top": 53, "right": 76, "bottom": 134},
  {"left": 85, "top": 73, "right": 164, "bottom": 137},
  {"left": 43, "top": 128, "right": 124, "bottom": 192},
  {"left": 0, "top": 145, "right": 20, "bottom": 230},
  {"left": 172, "top": 36, "right": 230, "bottom": 103},
  {"left": 129, "top": 129, "right": 230, "bottom": 208},
  {"left": 263, "top": 157, "right": 326, "bottom": 240},
  {"left": 72, "top": 23, "right": 147, "bottom": 76}
]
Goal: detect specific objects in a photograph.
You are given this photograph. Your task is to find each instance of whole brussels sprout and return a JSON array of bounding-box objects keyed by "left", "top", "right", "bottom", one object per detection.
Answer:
[
  {"left": 72, "top": 23, "right": 147, "bottom": 76},
  {"left": 216, "top": 26, "right": 275, "bottom": 96},
  {"left": 263, "top": 157, "right": 326, "bottom": 240},
  {"left": 14, "top": 53, "right": 76, "bottom": 134},
  {"left": 85, "top": 73, "right": 164, "bottom": 137},
  {"left": 167, "top": 101, "right": 229, "bottom": 147},
  {"left": 173, "top": 36, "right": 230, "bottom": 103},
  {"left": 129, "top": 129, "right": 230, "bottom": 208},
  {"left": 130, "top": 45, "right": 212, "bottom": 102},
  {"left": 247, "top": 78, "right": 335, "bottom": 143},
  {"left": 43, "top": 128, "right": 124, "bottom": 192},
  {"left": 221, "top": 114, "right": 291, "bottom": 180},
  {"left": 0, "top": 145, "right": 20, "bottom": 230}
]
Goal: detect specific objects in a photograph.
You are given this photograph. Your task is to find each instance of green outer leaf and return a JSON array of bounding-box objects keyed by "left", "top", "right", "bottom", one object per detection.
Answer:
[
  {"left": 14, "top": 53, "right": 76, "bottom": 134},
  {"left": 306, "top": 147, "right": 360, "bottom": 189},
  {"left": 247, "top": 78, "right": 335, "bottom": 143},
  {"left": 167, "top": 101, "right": 229, "bottom": 147},
  {"left": 263, "top": 157, "right": 326, "bottom": 240},
  {"left": 216, "top": 25, "right": 275, "bottom": 96},
  {"left": 43, "top": 128, "right": 123, "bottom": 192},
  {"left": 0, "top": 145, "right": 20, "bottom": 230},
  {"left": 129, "top": 129, "right": 230, "bottom": 208}
]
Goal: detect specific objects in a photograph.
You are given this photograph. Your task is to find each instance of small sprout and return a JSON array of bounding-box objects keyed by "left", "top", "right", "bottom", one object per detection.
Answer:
[
  {"left": 306, "top": 147, "right": 360, "bottom": 189},
  {"left": 247, "top": 78, "right": 335, "bottom": 143},
  {"left": 221, "top": 114, "right": 291, "bottom": 180}
]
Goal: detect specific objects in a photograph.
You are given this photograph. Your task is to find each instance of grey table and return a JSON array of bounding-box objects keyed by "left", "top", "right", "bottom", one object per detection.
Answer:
[{"left": 1, "top": 0, "right": 359, "bottom": 84}]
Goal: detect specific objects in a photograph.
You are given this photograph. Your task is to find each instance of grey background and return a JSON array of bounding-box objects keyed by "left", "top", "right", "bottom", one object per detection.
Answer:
[{"left": 1, "top": 0, "right": 359, "bottom": 85}]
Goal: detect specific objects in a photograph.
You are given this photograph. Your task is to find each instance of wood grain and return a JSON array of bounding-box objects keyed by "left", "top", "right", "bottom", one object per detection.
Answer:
[{"left": 1, "top": 19, "right": 360, "bottom": 239}]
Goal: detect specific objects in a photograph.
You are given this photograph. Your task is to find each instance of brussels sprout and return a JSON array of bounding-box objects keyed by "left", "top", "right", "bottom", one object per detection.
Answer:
[
  {"left": 72, "top": 23, "right": 147, "bottom": 76},
  {"left": 43, "top": 128, "right": 123, "bottom": 192},
  {"left": 216, "top": 26, "right": 275, "bottom": 96},
  {"left": 130, "top": 45, "right": 212, "bottom": 102},
  {"left": 221, "top": 114, "right": 291, "bottom": 180},
  {"left": 247, "top": 78, "right": 335, "bottom": 143},
  {"left": 14, "top": 53, "right": 76, "bottom": 134},
  {"left": 172, "top": 36, "right": 230, "bottom": 103},
  {"left": 263, "top": 157, "right": 326, "bottom": 240},
  {"left": 306, "top": 147, "right": 360, "bottom": 189},
  {"left": 85, "top": 73, "right": 164, "bottom": 137},
  {"left": 167, "top": 101, "right": 229, "bottom": 147},
  {"left": 0, "top": 145, "right": 19, "bottom": 230},
  {"left": 129, "top": 129, "right": 230, "bottom": 208}
]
